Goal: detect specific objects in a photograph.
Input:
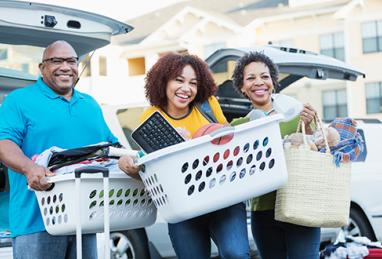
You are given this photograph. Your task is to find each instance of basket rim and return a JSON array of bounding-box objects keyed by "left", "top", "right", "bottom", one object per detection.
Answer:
[
  {"left": 37, "top": 170, "right": 134, "bottom": 185},
  {"left": 137, "top": 114, "right": 283, "bottom": 165}
]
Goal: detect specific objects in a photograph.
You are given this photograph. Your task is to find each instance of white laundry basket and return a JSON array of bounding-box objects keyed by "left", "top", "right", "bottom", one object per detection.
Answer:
[
  {"left": 35, "top": 165, "right": 157, "bottom": 235},
  {"left": 138, "top": 114, "right": 288, "bottom": 223}
]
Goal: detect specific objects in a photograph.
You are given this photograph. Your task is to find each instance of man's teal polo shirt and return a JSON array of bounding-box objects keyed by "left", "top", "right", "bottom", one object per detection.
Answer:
[{"left": 0, "top": 78, "right": 118, "bottom": 237}]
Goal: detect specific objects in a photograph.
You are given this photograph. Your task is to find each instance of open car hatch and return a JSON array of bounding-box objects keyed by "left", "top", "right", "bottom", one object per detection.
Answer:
[
  {"left": 206, "top": 46, "right": 365, "bottom": 119},
  {"left": 0, "top": 0, "right": 133, "bottom": 56},
  {"left": 206, "top": 46, "right": 365, "bottom": 92}
]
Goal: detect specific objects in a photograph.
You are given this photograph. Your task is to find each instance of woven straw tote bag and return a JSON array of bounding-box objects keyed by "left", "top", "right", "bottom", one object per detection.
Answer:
[{"left": 275, "top": 116, "right": 351, "bottom": 227}]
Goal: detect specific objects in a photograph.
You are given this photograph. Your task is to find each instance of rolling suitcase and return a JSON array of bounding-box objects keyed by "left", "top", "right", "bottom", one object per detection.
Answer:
[{"left": 74, "top": 166, "right": 111, "bottom": 259}]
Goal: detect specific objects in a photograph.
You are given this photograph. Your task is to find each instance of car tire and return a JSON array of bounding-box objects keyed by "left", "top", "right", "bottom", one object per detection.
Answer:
[
  {"left": 109, "top": 228, "right": 150, "bottom": 259},
  {"left": 343, "top": 207, "right": 376, "bottom": 241}
]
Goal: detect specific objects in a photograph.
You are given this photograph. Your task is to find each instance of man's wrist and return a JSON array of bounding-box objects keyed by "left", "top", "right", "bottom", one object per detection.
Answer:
[{"left": 21, "top": 160, "right": 39, "bottom": 176}]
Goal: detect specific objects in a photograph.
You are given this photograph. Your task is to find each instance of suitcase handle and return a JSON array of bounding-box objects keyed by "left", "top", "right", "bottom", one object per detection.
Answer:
[
  {"left": 74, "top": 165, "right": 111, "bottom": 259},
  {"left": 74, "top": 166, "right": 109, "bottom": 178}
]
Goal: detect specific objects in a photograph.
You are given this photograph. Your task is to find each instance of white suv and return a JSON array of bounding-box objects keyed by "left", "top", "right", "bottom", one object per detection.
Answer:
[
  {"left": 101, "top": 47, "right": 382, "bottom": 258},
  {"left": 206, "top": 46, "right": 382, "bottom": 246}
]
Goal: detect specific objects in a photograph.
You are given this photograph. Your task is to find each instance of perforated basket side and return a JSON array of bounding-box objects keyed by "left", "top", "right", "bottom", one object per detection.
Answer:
[
  {"left": 81, "top": 178, "right": 157, "bottom": 233},
  {"left": 35, "top": 181, "right": 77, "bottom": 235},
  {"left": 140, "top": 118, "right": 288, "bottom": 223},
  {"left": 36, "top": 176, "right": 157, "bottom": 235}
]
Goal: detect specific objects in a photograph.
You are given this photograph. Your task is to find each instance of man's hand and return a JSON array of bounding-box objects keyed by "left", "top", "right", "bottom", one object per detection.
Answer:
[
  {"left": 0, "top": 139, "right": 55, "bottom": 190},
  {"left": 118, "top": 155, "right": 141, "bottom": 180},
  {"left": 25, "top": 164, "right": 55, "bottom": 191}
]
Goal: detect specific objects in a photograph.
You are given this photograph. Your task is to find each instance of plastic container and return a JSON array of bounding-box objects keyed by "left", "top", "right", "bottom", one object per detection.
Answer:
[
  {"left": 138, "top": 114, "right": 288, "bottom": 223},
  {"left": 35, "top": 165, "right": 157, "bottom": 235},
  {"left": 272, "top": 93, "right": 303, "bottom": 122},
  {"left": 365, "top": 249, "right": 382, "bottom": 258}
]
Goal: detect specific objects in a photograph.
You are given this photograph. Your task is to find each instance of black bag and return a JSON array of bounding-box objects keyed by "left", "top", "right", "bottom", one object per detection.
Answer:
[{"left": 48, "top": 142, "right": 121, "bottom": 170}]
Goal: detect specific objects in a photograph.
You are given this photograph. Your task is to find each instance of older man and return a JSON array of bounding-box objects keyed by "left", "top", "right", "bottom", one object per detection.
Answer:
[{"left": 0, "top": 40, "right": 118, "bottom": 259}]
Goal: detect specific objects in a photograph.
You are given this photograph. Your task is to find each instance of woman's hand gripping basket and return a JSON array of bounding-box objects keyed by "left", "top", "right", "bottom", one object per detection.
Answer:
[
  {"left": 137, "top": 114, "right": 288, "bottom": 223},
  {"left": 275, "top": 116, "right": 351, "bottom": 228},
  {"left": 34, "top": 163, "right": 157, "bottom": 235}
]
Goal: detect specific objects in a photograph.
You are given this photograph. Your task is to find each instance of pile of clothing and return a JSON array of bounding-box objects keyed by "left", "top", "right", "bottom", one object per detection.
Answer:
[
  {"left": 321, "top": 234, "right": 382, "bottom": 259},
  {"left": 32, "top": 142, "right": 126, "bottom": 175}
]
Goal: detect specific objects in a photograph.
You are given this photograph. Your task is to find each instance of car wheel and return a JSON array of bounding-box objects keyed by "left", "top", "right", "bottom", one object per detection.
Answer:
[
  {"left": 342, "top": 207, "right": 376, "bottom": 241},
  {"left": 109, "top": 229, "right": 150, "bottom": 259}
]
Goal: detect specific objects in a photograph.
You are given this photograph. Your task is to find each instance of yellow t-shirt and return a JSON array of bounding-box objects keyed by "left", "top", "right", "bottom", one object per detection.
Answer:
[{"left": 140, "top": 96, "right": 227, "bottom": 136}]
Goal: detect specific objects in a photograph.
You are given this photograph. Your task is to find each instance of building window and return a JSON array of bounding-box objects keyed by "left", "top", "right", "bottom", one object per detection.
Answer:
[
  {"left": 128, "top": 57, "right": 145, "bottom": 76},
  {"left": 322, "top": 89, "right": 348, "bottom": 120},
  {"left": 80, "top": 55, "right": 92, "bottom": 77},
  {"left": 320, "top": 32, "right": 345, "bottom": 60},
  {"left": 99, "top": 56, "right": 107, "bottom": 76},
  {"left": 362, "top": 20, "right": 382, "bottom": 53},
  {"left": 366, "top": 82, "right": 382, "bottom": 114},
  {"left": 0, "top": 49, "right": 7, "bottom": 60}
]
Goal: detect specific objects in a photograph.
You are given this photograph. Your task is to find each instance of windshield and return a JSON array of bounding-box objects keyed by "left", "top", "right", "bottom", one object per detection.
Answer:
[
  {"left": 116, "top": 107, "right": 147, "bottom": 150},
  {"left": 0, "top": 43, "right": 44, "bottom": 77}
]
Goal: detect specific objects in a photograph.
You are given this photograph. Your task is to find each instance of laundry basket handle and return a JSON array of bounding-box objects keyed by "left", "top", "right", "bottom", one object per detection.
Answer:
[
  {"left": 74, "top": 166, "right": 109, "bottom": 178},
  {"left": 107, "top": 147, "right": 139, "bottom": 157},
  {"left": 209, "top": 126, "right": 235, "bottom": 139}
]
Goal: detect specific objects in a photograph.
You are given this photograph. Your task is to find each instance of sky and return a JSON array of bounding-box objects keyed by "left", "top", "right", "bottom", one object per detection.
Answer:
[{"left": 22, "top": 0, "right": 184, "bottom": 21}]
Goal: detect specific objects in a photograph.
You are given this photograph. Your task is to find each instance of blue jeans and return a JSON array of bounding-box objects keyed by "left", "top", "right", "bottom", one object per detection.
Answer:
[
  {"left": 12, "top": 231, "right": 97, "bottom": 259},
  {"left": 251, "top": 210, "right": 321, "bottom": 259},
  {"left": 168, "top": 202, "right": 249, "bottom": 259}
]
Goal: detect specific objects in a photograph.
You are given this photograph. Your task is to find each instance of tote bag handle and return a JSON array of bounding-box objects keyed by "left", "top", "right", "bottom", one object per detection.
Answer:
[{"left": 297, "top": 115, "right": 330, "bottom": 154}]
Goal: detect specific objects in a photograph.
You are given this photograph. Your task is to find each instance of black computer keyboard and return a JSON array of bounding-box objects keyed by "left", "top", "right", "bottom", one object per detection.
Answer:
[{"left": 132, "top": 111, "right": 185, "bottom": 153}]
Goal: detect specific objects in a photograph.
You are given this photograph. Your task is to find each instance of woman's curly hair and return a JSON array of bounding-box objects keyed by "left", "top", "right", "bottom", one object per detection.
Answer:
[
  {"left": 232, "top": 51, "right": 279, "bottom": 95},
  {"left": 144, "top": 53, "right": 217, "bottom": 109}
]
